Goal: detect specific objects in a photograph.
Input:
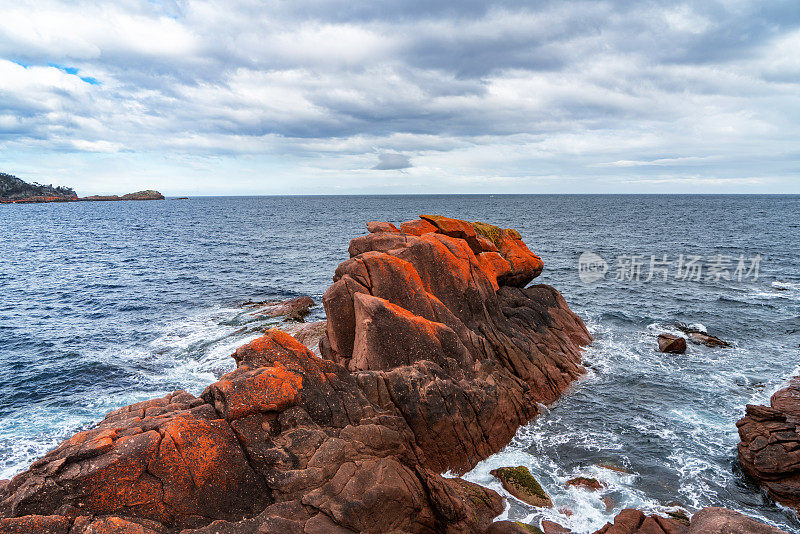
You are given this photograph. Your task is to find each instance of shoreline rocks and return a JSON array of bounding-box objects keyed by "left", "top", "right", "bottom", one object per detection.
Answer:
[
  {"left": 491, "top": 467, "right": 553, "bottom": 508},
  {"left": 737, "top": 376, "right": 800, "bottom": 510},
  {"left": 674, "top": 323, "right": 729, "bottom": 347},
  {"left": 565, "top": 476, "right": 603, "bottom": 491},
  {"left": 245, "top": 296, "right": 315, "bottom": 322},
  {"left": 0, "top": 216, "right": 592, "bottom": 533},
  {"left": 657, "top": 334, "right": 687, "bottom": 354},
  {"left": 594, "top": 507, "right": 790, "bottom": 534},
  {"left": 1, "top": 189, "right": 165, "bottom": 204}
]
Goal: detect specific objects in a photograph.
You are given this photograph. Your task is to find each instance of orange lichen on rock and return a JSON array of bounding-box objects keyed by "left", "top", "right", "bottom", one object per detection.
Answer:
[
  {"left": 366, "top": 221, "right": 400, "bottom": 233},
  {"left": 0, "top": 217, "right": 593, "bottom": 534},
  {"left": 0, "top": 515, "right": 71, "bottom": 533},
  {"left": 399, "top": 218, "right": 437, "bottom": 235},
  {"left": 206, "top": 364, "right": 303, "bottom": 420}
]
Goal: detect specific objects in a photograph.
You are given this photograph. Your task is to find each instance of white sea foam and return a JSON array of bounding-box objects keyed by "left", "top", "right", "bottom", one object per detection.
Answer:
[{"left": 0, "top": 303, "right": 283, "bottom": 479}]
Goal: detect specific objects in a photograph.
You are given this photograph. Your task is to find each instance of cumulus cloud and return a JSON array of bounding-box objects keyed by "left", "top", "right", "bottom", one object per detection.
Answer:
[{"left": 0, "top": 0, "right": 798, "bottom": 193}]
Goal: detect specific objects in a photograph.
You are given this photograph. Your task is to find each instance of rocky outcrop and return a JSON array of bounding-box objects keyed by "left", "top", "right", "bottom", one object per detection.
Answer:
[
  {"left": 674, "top": 324, "right": 729, "bottom": 347},
  {"left": 657, "top": 334, "right": 686, "bottom": 354},
  {"left": 122, "top": 190, "right": 165, "bottom": 200},
  {"left": 593, "top": 507, "right": 789, "bottom": 534},
  {"left": 80, "top": 190, "right": 165, "bottom": 202},
  {"left": 0, "top": 216, "right": 591, "bottom": 533},
  {"left": 592, "top": 509, "right": 687, "bottom": 534},
  {"left": 490, "top": 467, "right": 552, "bottom": 508},
  {"left": 0, "top": 172, "right": 165, "bottom": 204},
  {"left": 0, "top": 172, "right": 76, "bottom": 202},
  {"left": 687, "top": 507, "right": 789, "bottom": 533},
  {"left": 737, "top": 376, "right": 800, "bottom": 509},
  {"left": 245, "top": 296, "right": 315, "bottom": 322}
]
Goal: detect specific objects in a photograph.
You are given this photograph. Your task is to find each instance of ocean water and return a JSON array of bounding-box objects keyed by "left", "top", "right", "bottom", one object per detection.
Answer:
[{"left": 1, "top": 195, "right": 798, "bottom": 532}]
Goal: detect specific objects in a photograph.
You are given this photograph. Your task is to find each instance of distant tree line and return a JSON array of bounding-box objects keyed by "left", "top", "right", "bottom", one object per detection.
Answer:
[{"left": 0, "top": 172, "right": 76, "bottom": 199}]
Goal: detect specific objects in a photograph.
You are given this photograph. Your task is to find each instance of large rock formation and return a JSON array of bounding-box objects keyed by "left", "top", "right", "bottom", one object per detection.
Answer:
[
  {"left": 737, "top": 376, "right": 800, "bottom": 509},
  {"left": 0, "top": 216, "right": 592, "bottom": 533}
]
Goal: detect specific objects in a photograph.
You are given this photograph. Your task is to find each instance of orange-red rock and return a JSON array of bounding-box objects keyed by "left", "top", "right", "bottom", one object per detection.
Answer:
[
  {"left": 592, "top": 509, "right": 689, "bottom": 534},
  {"left": 0, "top": 216, "right": 591, "bottom": 533},
  {"left": 399, "top": 218, "right": 437, "bottom": 236},
  {"left": 366, "top": 221, "right": 400, "bottom": 233},
  {"left": 737, "top": 376, "right": 800, "bottom": 510},
  {"left": 593, "top": 507, "right": 788, "bottom": 534}
]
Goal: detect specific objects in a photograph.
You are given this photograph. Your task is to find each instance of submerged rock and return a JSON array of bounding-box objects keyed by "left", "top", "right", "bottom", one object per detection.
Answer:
[
  {"left": 674, "top": 323, "right": 729, "bottom": 347},
  {"left": 657, "top": 334, "right": 687, "bottom": 354},
  {"left": 737, "top": 375, "right": 800, "bottom": 510},
  {"left": 686, "top": 331, "right": 728, "bottom": 347},
  {"left": 595, "top": 462, "right": 631, "bottom": 474},
  {"left": 247, "top": 296, "right": 315, "bottom": 322},
  {"left": 0, "top": 216, "right": 591, "bottom": 533},
  {"left": 566, "top": 476, "right": 603, "bottom": 491},
  {"left": 490, "top": 466, "right": 553, "bottom": 507}
]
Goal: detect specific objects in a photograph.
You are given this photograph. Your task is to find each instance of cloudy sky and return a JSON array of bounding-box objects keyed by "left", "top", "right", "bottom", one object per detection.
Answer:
[{"left": 0, "top": 0, "right": 798, "bottom": 195}]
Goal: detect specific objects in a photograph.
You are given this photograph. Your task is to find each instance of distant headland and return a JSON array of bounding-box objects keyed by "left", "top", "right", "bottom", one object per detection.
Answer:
[{"left": 0, "top": 172, "right": 164, "bottom": 204}]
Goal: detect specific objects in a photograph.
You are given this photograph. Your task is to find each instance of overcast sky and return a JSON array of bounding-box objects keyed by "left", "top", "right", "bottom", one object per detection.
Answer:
[{"left": 1, "top": 0, "right": 798, "bottom": 195}]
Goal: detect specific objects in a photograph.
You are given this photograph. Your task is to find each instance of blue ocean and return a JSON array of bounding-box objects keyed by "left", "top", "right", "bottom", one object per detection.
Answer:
[{"left": 1, "top": 195, "right": 798, "bottom": 532}]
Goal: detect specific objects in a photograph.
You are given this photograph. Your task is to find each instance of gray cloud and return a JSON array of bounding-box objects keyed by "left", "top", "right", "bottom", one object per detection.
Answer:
[
  {"left": 372, "top": 152, "right": 412, "bottom": 170},
  {"left": 0, "top": 0, "right": 798, "bottom": 193}
]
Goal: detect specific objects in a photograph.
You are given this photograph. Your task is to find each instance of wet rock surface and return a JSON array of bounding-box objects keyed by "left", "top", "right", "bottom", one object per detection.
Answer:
[
  {"left": 491, "top": 467, "right": 553, "bottom": 508},
  {"left": 565, "top": 477, "right": 603, "bottom": 491},
  {"left": 657, "top": 334, "right": 686, "bottom": 354},
  {"left": 688, "top": 507, "right": 789, "bottom": 533},
  {"left": 737, "top": 375, "right": 800, "bottom": 510},
  {"left": 674, "top": 324, "right": 729, "bottom": 347},
  {"left": 592, "top": 509, "right": 688, "bottom": 534},
  {"left": 592, "top": 507, "right": 790, "bottom": 534},
  {"left": 0, "top": 217, "right": 592, "bottom": 533}
]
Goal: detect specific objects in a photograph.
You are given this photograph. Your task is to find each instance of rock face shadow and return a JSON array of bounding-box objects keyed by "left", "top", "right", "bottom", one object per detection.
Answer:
[{"left": 0, "top": 216, "right": 593, "bottom": 533}]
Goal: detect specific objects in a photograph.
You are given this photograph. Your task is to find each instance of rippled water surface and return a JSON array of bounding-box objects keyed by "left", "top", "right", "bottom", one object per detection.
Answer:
[{"left": 1, "top": 195, "right": 799, "bottom": 532}]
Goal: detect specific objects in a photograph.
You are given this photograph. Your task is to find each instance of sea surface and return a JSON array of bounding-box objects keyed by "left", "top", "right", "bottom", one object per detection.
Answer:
[{"left": 1, "top": 195, "right": 799, "bottom": 532}]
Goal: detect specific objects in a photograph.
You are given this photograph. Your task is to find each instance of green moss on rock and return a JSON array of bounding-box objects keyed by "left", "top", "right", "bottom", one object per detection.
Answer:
[
  {"left": 515, "top": 521, "right": 544, "bottom": 534},
  {"left": 490, "top": 466, "right": 552, "bottom": 508},
  {"left": 471, "top": 221, "right": 505, "bottom": 248},
  {"left": 666, "top": 509, "right": 691, "bottom": 525}
]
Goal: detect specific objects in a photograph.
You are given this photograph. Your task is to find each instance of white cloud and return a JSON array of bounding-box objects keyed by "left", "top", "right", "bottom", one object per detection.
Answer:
[{"left": 0, "top": 0, "right": 798, "bottom": 193}]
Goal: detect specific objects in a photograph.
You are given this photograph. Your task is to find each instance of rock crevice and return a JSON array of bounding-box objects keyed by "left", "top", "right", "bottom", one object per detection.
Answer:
[{"left": 0, "top": 216, "right": 592, "bottom": 533}]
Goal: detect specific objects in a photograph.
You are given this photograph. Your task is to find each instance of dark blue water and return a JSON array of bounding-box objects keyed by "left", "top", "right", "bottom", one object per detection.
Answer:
[{"left": 1, "top": 195, "right": 799, "bottom": 532}]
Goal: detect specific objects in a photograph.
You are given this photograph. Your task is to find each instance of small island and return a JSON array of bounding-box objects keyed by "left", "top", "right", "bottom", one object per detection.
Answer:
[{"left": 0, "top": 172, "right": 164, "bottom": 204}]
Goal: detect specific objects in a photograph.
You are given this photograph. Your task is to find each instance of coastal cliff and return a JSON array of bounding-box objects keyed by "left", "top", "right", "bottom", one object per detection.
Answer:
[
  {"left": 0, "top": 172, "right": 76, "bottom": 202},
  {"left": 0, "top": 216, "right": 592, "bottom": 533},
  {"left": 0, "top": 172, "right": 164, "bottom": 203}
]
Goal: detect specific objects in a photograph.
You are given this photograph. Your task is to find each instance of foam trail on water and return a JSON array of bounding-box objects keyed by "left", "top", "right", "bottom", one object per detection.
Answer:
[{"left": 0, "top": 303, "right": 285, "bottom": 479}]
